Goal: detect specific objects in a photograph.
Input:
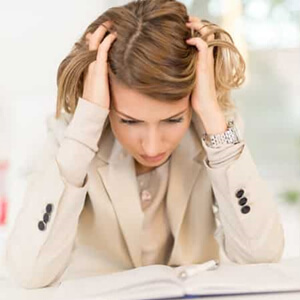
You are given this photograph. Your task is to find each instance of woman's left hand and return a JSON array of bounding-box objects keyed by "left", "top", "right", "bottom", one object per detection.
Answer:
[{"left": 186, "top": 16, "right": 227, "bottom": 134}]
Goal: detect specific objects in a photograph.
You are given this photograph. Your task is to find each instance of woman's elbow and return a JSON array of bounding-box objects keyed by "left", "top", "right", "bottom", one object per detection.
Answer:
[
  {"left": 5, "top": 244, "right": 60, "bottom": 289},
  {"left": 226, "top": 231, "right": 285, "bottom": 265}
]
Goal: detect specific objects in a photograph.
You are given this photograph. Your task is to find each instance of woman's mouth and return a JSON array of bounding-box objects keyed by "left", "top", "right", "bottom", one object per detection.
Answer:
[{"left": 141, "top": 152, "right": 166, "bottom": 162}]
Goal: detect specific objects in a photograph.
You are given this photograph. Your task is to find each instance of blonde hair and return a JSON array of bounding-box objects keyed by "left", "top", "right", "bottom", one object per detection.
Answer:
[{"left": 55, "top": 0, "right": 245, "bottom": 119}]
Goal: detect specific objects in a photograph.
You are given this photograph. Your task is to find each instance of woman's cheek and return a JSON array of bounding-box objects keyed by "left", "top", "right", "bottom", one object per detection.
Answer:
[{"left": 117, "top": 126, "right": 139, "bottom": 144}]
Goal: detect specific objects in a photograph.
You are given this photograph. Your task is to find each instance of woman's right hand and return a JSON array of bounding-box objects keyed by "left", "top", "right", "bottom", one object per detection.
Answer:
[{"left": 82, "top": 21, "right": 117, "bottom": 110}]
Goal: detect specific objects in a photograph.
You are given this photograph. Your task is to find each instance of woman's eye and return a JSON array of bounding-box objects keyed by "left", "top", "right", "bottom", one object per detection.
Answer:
[
  {"left": 168, "top": 117, "right": 184, "bottom": 123},
  {"left": 120, "top": 117, "right": 184, "bottom": 125},
  {"left": 120, "top": 119, "right": 138, "bottom": 125}
]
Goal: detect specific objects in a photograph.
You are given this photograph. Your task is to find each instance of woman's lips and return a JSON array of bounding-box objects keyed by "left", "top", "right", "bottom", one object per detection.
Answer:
[{"left": 141, "top": 152, "right": 166, "bottom": 162}]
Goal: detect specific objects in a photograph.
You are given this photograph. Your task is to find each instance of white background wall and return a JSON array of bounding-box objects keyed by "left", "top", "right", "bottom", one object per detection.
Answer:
[
  {"left": 0, "top": 0, "right": 129, "bottom": 262},
  {"left": 0, "top": 0, "right": 299, "bottom": 263}
]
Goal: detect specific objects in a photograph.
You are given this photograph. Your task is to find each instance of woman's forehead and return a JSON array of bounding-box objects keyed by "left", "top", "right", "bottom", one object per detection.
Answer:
[{"left": 111, "top": 95, "right": 190, "bottom": 122}]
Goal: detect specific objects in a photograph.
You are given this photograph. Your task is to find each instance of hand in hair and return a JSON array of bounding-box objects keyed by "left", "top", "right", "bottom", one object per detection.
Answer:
[
  {"left": 82, "top": 20, "right": 117, "bottom": 110},
  {"left": 185, "top": 16, "right": 227, "bottom": 135}
]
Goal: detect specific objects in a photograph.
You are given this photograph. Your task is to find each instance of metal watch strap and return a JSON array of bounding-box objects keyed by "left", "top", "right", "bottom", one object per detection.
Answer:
[{"left": 202, "top": 120, "right": 240, "bottom": 148}]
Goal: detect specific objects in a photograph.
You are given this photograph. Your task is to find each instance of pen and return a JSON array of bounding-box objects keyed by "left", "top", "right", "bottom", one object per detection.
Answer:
[{"left": 176, "top": 260, "right": 219, "bottom": 280}]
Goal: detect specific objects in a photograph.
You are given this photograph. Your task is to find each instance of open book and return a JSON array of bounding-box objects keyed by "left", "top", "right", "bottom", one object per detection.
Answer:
[{"left": 53, "top": 258, "right": 300, "bottom": 300}]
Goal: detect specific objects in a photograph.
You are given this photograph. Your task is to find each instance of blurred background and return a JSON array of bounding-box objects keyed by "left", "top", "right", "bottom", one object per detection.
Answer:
[{"left": 0, "top": 0, "right": 299, "bottom": 266}]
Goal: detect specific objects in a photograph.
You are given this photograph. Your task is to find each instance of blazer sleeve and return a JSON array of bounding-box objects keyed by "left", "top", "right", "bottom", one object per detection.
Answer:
[
  {"left": 199, "top": 111, "right": 284, "bottom": 264},
  {"left": 5, "top": 97, "right": 110, "bottom": 289}
]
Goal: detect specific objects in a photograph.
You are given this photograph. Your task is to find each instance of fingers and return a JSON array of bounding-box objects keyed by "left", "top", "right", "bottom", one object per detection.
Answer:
[
  {"left": 85, "top": 20, "right": 118, "bottom": 64},
  {"left": 86, "top": 20, "right": 113, "bottom": 51},
  {"left": 186, "top": 16, "right": 215, "bottom": 43},
  {"left": 96, "top": 31, "right": 117, "bottom": 63},
  {"left": 186, "top": 37, "right": 210, "bottom": 71},
  {"left": 188, "top": 16, "right": 200, "bottom": 22},
  {"left": 186, "top": 17, "right": 216, "bottom": 72}
]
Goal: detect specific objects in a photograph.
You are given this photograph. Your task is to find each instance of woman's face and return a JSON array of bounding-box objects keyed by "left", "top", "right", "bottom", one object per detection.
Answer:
[{"left": 108, "top": 78, "right": 192, "bottom": 174}]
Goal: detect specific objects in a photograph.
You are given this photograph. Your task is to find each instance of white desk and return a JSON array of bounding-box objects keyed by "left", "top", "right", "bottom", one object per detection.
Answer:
[
  {"left": 0, "top": 281, "right": 300, "bottom": 300},
  {"left": 0, "top": 279, "right": 56, "bottom": 300},
  {"left": 1, "top": 279, "right": 300, "bottom": 300},
  {"left": 1, "top": 259, "right": 300, "bottom": 300}
]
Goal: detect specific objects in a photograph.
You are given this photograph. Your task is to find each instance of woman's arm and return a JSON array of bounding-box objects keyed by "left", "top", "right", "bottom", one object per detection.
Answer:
[
  {"left": 186, "top": 15, "right": 284, "bottom": 263},
  {"left": 199, "top": 111, "right": 284, "bottom": 264},
  {"left": 5, "top": 97, "right": 109, "bottom": 289}
]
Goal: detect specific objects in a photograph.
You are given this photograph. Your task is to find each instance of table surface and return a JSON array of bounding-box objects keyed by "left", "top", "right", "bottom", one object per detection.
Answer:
[
  {"left": 1, "top": 259, "right": 300, "bottom": 300},
  {"left": 1, "top": 280, "right": 300, "bottom": 300}
]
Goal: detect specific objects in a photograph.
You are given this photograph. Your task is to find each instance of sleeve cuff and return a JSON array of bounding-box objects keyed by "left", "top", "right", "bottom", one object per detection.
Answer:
[
  {"left": 200, "top": 111, "right": 246, "bottom": 169},
  {"left": 202, "top": 140, "right": 245, "bottom": 169},
  {"left": 64, "top": 97, "right": 110, "bottom": 152}
]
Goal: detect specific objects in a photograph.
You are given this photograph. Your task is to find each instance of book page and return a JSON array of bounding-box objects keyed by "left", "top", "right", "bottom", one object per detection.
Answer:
[
  {"left": 53, "top": 264, "right": 184, "bottom": 300},
  {"left": 183, "top": 258, "right": 300, "bottom": 296}
]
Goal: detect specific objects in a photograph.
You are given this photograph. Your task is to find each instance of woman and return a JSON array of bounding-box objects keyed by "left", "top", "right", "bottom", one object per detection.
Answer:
[{"left": 5, "top": 0, "right": 284, "bottom": 289}]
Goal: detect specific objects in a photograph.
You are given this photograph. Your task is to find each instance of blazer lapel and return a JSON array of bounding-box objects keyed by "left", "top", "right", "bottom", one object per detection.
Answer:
[
  {"left": 95, "top": 111, "right": 206, "bottom": 268},
  {"left": 96, "top": 128, "right": 144, "bottom": 268},
  {"left": 166, "top": 111, "right": 206, "bottom": 264}
]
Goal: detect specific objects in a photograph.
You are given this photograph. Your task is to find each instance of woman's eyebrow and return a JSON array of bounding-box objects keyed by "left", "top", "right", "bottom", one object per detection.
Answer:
[{"left": 112, "top": 107, "right": 189, "bottom": 121}]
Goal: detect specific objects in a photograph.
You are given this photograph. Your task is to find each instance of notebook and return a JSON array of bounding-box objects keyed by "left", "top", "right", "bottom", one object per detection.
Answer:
[{"left": 53, "top": 257, "right": 300, "bottom": 300}]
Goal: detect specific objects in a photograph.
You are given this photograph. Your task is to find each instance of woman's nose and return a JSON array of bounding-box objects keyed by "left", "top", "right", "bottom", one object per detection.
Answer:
[{"left": 141, "top": 130, "right": 164, "bottom": 156}]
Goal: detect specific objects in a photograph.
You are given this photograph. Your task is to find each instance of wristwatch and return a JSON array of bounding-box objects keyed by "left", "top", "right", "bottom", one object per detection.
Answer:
[{"left": 202, "top": 120, "right": 241, "bottom": 148}]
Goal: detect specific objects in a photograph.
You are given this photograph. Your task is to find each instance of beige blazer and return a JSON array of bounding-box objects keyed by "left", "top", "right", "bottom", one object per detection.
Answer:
[{"left": 5, "top": 97, "right": 284, "bottom": 289}]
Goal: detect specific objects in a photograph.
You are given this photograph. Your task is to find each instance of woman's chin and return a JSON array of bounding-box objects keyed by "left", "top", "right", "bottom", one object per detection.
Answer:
[{"left": 136, "top": 152, "right": 172, "bottom": 168}]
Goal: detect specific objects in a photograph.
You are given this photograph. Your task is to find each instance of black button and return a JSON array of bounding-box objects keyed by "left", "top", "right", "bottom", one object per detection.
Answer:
[
  {"left": 43, "top": 213, "right": 50, "bottom": 223},
  {"left": 238, "top": 197, "right": 248, "bottom": 206},
  {"left": 38, "top": 221, "right": 46, "bottom": 231},
  {"left": 241, "top": 206, "right": 251, "bottom": 214},
  {"left": 46, "top": 203, "right": 53, "bottom": 214},
  {"left": 235, "top": 189, "right": 244, "bottom": 198}
]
